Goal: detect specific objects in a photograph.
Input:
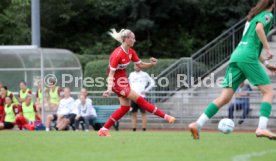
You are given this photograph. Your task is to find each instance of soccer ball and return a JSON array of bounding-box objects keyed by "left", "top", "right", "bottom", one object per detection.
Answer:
[{"left": 218, "top": 118, "right": 235, "bottom": 134}]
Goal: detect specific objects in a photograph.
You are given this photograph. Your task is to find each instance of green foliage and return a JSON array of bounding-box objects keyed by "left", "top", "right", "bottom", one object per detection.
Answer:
[
  {"left": 0, "top": 0, "right": 31, "bottom": 44},
  {"left": 0, "top": 0, "right": 259, "bottom": 58},
  {"left": 76, "top": 54, "right": 110, "bottom": 70},
  {"left": 84, "top": 58, "right": 176, "bottom": 91}
]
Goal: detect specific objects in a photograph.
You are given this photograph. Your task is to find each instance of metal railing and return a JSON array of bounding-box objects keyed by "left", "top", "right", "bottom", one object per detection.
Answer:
[
  {"left": 190, "top": 19, "right": 245, "bottom": 83},
  {"left": 154, "top": 13, "right": 276, "bottom": 103},
  {"left": 85, "top": 91, "right": 276, "bottom": 129},
  {"left": 150, "top": 19, "right": 247, "bottom": 103},
  {"left": 155, "top": 18, "right": 246, "bottom": 93},
  {"left": 156, "top": 3, "right": 276, "bottom": 93}
]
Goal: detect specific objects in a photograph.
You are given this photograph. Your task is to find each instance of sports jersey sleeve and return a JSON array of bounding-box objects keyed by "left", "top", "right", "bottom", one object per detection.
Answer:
[
  {"left": 109, "top": 53, "right": 121, "bottom": 71},
  {"left": 33, "top": 105, "right": 37, "bottom": 112},
  {"left": 9, "top": 93, "right": 13, "bottom": 100},
  {"left": 28, "top": 90, "right": 32, "bottom": 95},
  {"left": 257, "top": 13, "right": 273, "bottom": 27},
  {"left": 17, "top": 105, "right": 23, "bottom": 113},
  {"left": 131, "top": 50, "right": 141, "bottom": 64},
  {"left": 8, "top": 93, "right": 18, "bottom": 105},
  {"left": 12, "top": 105, "right": 19, "bottom": 114},
  {"left": 58, "top": 87, "right": 62, "bottom": 96},
  {"left": 0, "top": 106, "right": 4, "bottom": 122}
]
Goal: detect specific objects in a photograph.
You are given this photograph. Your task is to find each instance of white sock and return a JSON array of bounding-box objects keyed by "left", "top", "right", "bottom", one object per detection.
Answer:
[
  {"left": 196, "top": 113, "right": 209, "bottom": 129},
  {"left": 258, "top": 116, "right": 269, "bottom": 130},
  {"left": 45, "top": 128, "right": 50, "bottom": 131}
]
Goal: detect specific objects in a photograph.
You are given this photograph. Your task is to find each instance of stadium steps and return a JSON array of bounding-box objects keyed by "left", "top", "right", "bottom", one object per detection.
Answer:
[
  {"left": 119, "top": 36, "right": 276, "bottom": 131},
  {"left": 161, "top": 39, "right": 276, "bottom": 130}
]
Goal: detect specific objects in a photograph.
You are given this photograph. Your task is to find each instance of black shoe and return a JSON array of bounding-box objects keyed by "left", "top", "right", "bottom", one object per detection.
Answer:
[
  {"left": 142, "top": 128, "right": 146, "bottom": 131},
  {"left": 132, "top": 128, "right": 136, "bottom": 131},
  {"left": 238, "top": 120, "right": 244, "bottom": 124}
]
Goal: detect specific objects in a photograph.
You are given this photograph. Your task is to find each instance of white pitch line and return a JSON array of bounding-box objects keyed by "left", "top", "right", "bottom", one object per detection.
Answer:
[{"left": 232, "top": 150, "right": 276, "bottom": 161}]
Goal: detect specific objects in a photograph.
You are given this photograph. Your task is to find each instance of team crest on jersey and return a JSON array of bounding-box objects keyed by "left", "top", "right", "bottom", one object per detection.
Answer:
[
  {"left": 120, "top": 90, "right": 125, "bottom": 96},
  {"left": 119, "top": 87, "right": 130, "bottom": 96},
  {"left": 265, "top": 15, "right": 270, "bottom": 22}
]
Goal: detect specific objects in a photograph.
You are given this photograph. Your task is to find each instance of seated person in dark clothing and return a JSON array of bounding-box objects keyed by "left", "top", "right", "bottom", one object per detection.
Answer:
[{"left": 228, "top": 81, "right": 252, "bottom": 124}]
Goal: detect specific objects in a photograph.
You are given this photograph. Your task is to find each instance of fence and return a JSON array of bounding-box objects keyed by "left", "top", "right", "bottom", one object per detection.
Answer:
[
  {"left": 83, "top": 90, "right": 276, "bottom": 130},
  {"left": 11, "top": 90, "right": 276, "bottom": 130}
]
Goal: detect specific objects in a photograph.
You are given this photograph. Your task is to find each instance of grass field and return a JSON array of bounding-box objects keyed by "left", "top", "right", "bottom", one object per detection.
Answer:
[{"left": 0, "top": 131, "right": 276, "bottom": 161}]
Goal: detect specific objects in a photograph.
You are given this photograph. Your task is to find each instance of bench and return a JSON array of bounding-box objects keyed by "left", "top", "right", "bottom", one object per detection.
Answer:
[
  {"left": 94, "top": 105, "right": 120, "bottom": 131},
  {"left": 47, "top": 105, "right": 120, "bottom": 131}
]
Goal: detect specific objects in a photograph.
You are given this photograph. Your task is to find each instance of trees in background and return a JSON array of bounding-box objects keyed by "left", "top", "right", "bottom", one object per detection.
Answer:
[{"left": 0, "top": 0, "right": 258, "bottom": 58}]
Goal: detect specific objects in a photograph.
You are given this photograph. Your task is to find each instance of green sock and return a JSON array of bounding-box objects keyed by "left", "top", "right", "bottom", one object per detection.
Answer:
[
  {"left": 260, "top": 102, "right": 272, "bottom": 118},
  {"left": 204, "top": 103, "right": 219, "bottom": 118}
]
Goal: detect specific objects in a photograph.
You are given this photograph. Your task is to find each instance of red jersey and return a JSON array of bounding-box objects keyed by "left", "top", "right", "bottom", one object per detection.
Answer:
[
  {"left": 0, "top": 106, "right": 4, "bottom": 122},
  {"left": 108, "top": 46, "right": 141, "bottom": 97},
  {"left": 0, "top": 97, "right": 4, "bottom": 106},
  {"left": 109, "top": 46, "right": 141, "bottom": 78}
]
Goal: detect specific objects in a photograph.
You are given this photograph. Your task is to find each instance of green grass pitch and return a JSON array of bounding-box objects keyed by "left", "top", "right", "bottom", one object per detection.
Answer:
[{"left": 0, "top": 131, "right": 275, "bottom": 161}]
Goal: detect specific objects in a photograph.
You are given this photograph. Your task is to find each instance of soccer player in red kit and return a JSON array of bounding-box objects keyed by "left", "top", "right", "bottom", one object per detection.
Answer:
[{"left": 98, "top": 29, "right": 176, "bottom": 136}]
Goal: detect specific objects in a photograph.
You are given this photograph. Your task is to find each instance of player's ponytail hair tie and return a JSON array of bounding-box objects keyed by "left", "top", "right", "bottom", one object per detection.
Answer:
[{"left": 108, "top": 28, "right": 132, "bottom": 43}]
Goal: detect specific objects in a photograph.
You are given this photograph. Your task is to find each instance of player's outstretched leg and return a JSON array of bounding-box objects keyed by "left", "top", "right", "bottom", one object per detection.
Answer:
[
  {"left": 189, "top": 103, "right": 219, "bottom": 140},
  {"left": 189, "top": 88, "right": 234, "bottom": 139},
  {"left": 255, "top": 102, "right": 276, "bottom": 140},
  {"left": 98, "top": 105, "right": 130, "bottom": 137},
  {"left": 135, "top": 96, "right": 175, "bottom": 124}
]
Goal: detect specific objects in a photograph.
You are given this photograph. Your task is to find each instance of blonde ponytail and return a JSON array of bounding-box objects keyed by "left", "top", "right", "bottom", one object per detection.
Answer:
[{"left": 108, "top": 28, "right": 132, "bottom": 43}]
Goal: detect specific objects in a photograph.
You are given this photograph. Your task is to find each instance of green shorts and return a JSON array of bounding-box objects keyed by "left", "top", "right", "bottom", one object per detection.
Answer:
[{"left": 222, "top": 62, "right": 271, "bottom": 91}]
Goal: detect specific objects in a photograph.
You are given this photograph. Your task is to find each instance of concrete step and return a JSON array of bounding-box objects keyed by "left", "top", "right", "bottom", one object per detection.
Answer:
[
  {"left": 118, "top": 115, "right": 276, "bottom": 130},
  {"left": 269, "top": 42, "right": 276, "bottom": 48},
  {"left": 271, "top": 35, "right": 276, "bottom": 41}
]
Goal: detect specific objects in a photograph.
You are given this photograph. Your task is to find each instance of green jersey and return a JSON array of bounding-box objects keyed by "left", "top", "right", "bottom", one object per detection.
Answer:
[{"left": 230, "top": 11, "right": 273, "bottom": 63}]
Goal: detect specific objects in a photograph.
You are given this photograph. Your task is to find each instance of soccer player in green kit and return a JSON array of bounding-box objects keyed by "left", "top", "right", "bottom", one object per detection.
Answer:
[{"left": 189, "top": 0, "right": 276, "bottom": 140}]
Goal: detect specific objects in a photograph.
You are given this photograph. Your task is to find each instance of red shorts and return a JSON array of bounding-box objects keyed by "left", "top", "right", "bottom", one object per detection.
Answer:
[{"left": 112, "top": 77, "right": 131, "bottom": 98}]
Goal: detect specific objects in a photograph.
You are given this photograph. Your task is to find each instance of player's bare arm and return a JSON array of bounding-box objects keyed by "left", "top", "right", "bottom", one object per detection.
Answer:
[
  {"left": 256, "top": 23, "right": 273, "bottom": 60},
  {"left": 103, "top": 70, "right": 115, "bottom": 97},
  {"left": 137, "top": 57, "right": 158, "bottom": 69}
]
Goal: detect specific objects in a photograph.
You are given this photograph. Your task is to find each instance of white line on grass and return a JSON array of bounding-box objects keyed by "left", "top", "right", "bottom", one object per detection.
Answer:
[{"left": 232, "top": 149, "right": 276, "bottom": 161}]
